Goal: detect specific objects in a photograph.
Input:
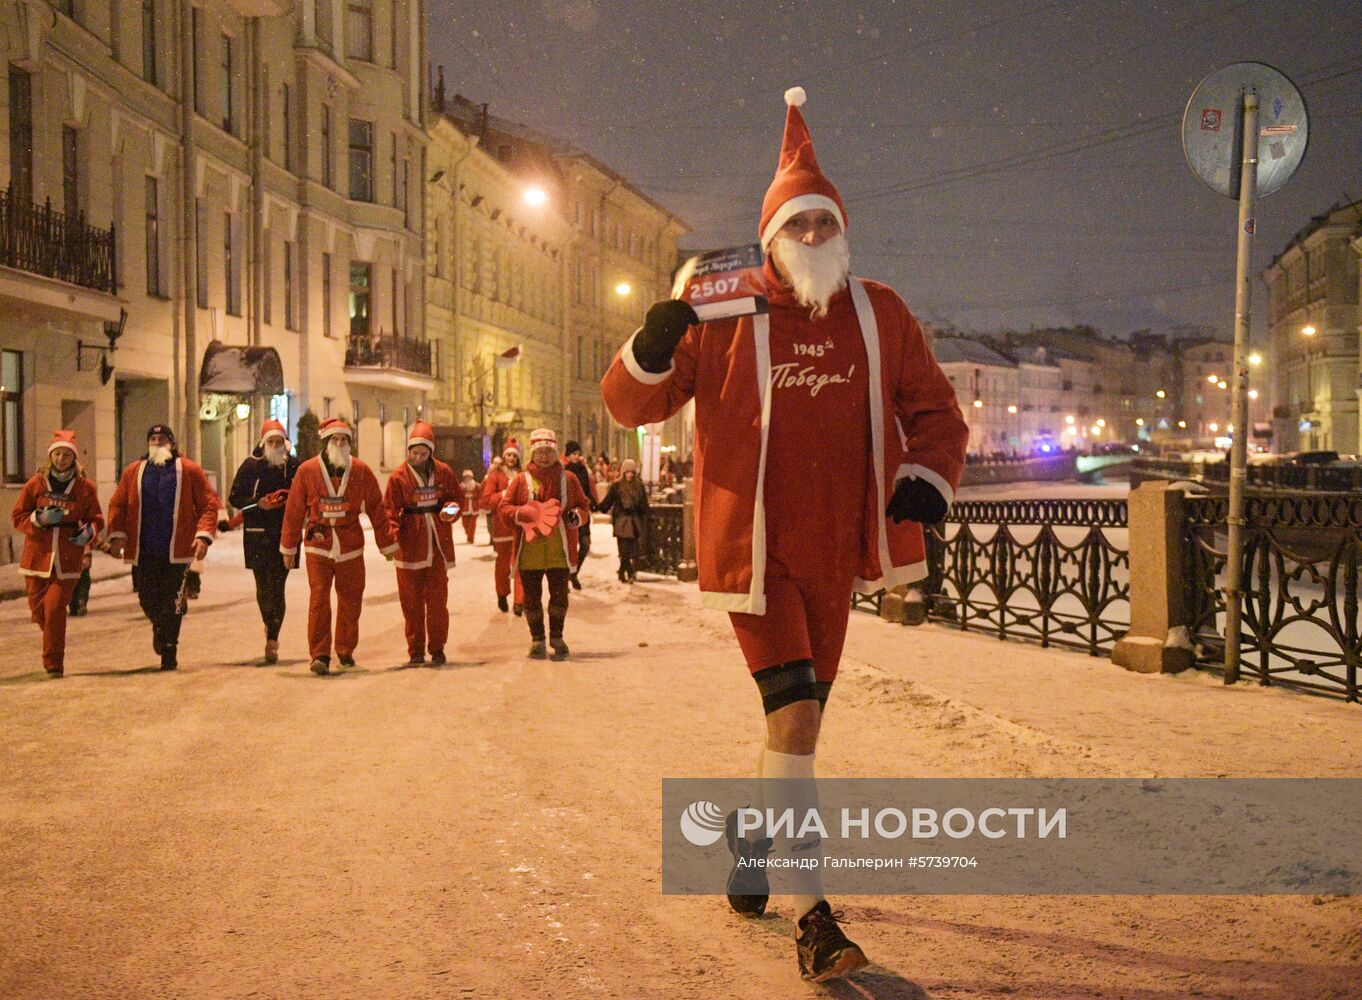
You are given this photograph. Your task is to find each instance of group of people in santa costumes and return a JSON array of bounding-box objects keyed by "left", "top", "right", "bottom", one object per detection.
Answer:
[{"left": 602, "top": 88, "right": 969, "bottom": 982}]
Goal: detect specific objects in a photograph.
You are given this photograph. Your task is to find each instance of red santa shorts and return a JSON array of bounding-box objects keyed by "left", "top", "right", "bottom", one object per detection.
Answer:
[{"left": 728, "top": 568, "right": 856, "bottom": 684}]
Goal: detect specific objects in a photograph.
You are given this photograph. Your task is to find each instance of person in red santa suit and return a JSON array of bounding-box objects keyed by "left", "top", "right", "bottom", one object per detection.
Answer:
[
  {"left": 383, "top": 422, "right": 460, "bottom": 666},
  {"left": 601, "top": 88, "right": 969, "bottom": 983},
  {"left": 458, "top": 469, "right": 482, "bottom": 545},
  {"left": 106, "top": 424, "right": 220, "bottom": 671},
  {"left": 479, "top": 439, "right": 525, "bottom": 615},
  {"left": 280, "top": 417, "right": 396, "bottom": 676},
  {"left": 11, "top": 431, "right": 104, "bottom": 677},
  {"left": 497, "top": 428, "right": 591, "bottom": 660}
]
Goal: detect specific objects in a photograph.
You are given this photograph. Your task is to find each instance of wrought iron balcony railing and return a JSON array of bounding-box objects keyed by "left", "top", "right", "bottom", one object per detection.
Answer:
[
  {"left": 0, "top": 187, "right": 117, "bottom": 294},
  {"left": 344, "top": 332, "right": 433, "bottom": 376}
]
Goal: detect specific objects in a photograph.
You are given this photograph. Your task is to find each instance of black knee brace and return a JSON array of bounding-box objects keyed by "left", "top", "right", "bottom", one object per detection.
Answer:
[
  {"left": 753, "top": 659, "right": 818, "bottom": 715},
  {"left": 815, "top": 681, "right": 833, "bottom": 711}
]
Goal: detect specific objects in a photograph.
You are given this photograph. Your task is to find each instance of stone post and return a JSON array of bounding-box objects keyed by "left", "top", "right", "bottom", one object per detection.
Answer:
[
  {"left": 677, "top": 495, "right": 698, "bottom": 582},
  {"left": 1111, "top": 481, "right": 1193, "bottom": 674}
]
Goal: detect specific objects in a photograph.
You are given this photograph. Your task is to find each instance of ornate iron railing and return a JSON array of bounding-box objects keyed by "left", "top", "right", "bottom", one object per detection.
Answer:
[
  {"left": 0, "top": 187, "right": 117, "bottom": 293},
  {"left": 638, "top": 503, "right": 684, "bottom": 576},
  {"left": 917, "top": 499, "right": 1131, "bottom": 657},
  {"left": 1133, "top": 457, "right": 1362, "bottom": 492},
  {"left": 344, "top": 332, "right": 432, "bottom": 375},
  {"left": 1183, "top": 493, "right": 1362, "bottom": 701}
]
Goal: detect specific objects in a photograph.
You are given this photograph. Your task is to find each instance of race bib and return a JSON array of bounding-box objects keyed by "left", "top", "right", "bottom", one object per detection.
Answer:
[
  {"left": 319, "top": 495, "right": 348, "bottom": 519},
  {"left": 413, "top": 485, "right": 441, "bottom": 510},
  {"left": 42, "top": 491, "right": 73, "bottom": 513}
]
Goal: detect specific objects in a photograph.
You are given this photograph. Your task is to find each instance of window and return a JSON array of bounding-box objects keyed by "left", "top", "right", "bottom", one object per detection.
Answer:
[
  {"left": 141, "top": 0, "right": 157, "bottom": 84},
  {"left": 145, "top": 177, "right": 162, "bottom": 295},
  {"left": 322, "top": 252, "right": 333, "bottom": 337},
  {"left": 349, "top": 262, "right": 371, "bottom": 337},
  {"left": 191, "top": 7, "right": 201, "bottom": 114},
  {"left": 348, "top": 119, "right": 373, "bottom": 200},
  {"left": 315, "top": 0, "right": 333, "bottom": 47},
  {"left": 390, "top": 132, "right": 398, "bottom": 206},
  {"left": 320, "top": 103, "right": 332, "bottom": 188},
  {"left": 225, "top": 212, "right": 240, "bottom": 316},
  {"left": 261, "top": 65, "right": 270, "bottom": 155},
  {"left": 8, "top": 68, "right": 33, "bottom": 206},
  {"left": 284, "top": 240, "right": 299, "bottom": 331},
  {"left": 323, "top": 396, "right": 333, "bottom": 419},
  {"left": 195, "top": 200, "right": 208, "bottom": 308},
  {"left": 346, "top": 0, "right": 373, "bottom": 61},
  {"left": 392, "top": 267, "right": 401, "bottom": 334},
  {"left": 379, "top": 402, "right": 387, "bottom": 466},
  {"left": 61, "top": 126, "right": 79, "bottom": 221},
  {"left": 401, "top": 155, "right": 410, "bottom": 228},
  {"left": 282, "top": 84, "right": 292, "bottom": 171},
  {"left": 2, "top": 351, "right": 23, "bottom": 484},
  {"left": 351, "top": 400, "right": 360, "bottom": 443},
  {"left": 221, "top": 35, "right": 233, "bottom": 133}
]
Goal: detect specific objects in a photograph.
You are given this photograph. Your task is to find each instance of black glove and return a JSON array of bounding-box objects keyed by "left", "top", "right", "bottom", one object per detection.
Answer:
[
  {"left": 886, "top": 476, "right": 948, "bottom": 524},
  {"left": 563, "top": 509, "right": 581, "bottom": 528},
  {"left": 633, "top": 300, "right": 699, "bottom": 373}
]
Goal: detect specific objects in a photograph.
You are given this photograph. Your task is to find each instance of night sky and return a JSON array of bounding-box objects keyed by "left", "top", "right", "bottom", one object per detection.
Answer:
[{"left": 429, "top": 1, "right": 1362, "bottom": 340}]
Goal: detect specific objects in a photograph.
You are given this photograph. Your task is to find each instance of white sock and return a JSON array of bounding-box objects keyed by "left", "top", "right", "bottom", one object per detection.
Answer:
[{"left": 761, "top": 747, "right": 826, "bottom": 925}]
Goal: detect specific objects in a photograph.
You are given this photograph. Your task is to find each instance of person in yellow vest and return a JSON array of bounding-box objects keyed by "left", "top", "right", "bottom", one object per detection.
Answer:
[{"left": 497, "top": 428, "right": 591, "bottom": 660}]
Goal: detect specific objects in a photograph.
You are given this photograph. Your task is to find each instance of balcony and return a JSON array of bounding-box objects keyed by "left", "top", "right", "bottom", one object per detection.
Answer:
[
  {"left": 344, "top": 331, "right": 435, "bottom": 391},
  {"left": 0, "top": 188, "right": 121, "bottom": 321}
]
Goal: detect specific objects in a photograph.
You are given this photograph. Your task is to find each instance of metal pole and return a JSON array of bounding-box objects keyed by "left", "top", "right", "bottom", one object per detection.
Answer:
[{"left": 1224, "top": 88, "right": 1259, "bottom": 684}]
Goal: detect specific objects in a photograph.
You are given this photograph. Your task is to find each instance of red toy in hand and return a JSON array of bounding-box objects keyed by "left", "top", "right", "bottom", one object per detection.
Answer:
[{"left": 516, "top": 498, "right": 561, "bottom": 540}]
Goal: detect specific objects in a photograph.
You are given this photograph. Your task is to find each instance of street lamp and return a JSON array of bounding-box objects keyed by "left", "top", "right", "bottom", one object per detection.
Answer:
[
  {"left": 1248, "top": 352, "right": 1262, "bottom": 366},
  {"left": 1248, "top": 389, "right": 1259, "bottom": 400},
  {"left": 615, "top": 281, "right": 632, "bottom": 296},
  {"left": 1301, "top": 324, "right": 1317, "bottom": 337},
  {"left": 972, "top": 398, "right": 983, "bottom": 409},
  {"left": 523, "top": 185, "right": 548, "bottom": 207},
  {"left": 1135, "top": 418, "right": 1145, "bottom": 427},
  {"left": 1207, "top": 374, "right": 1220, "bottom": 384},
  {"left": 1155, "top": 389, "right": 1167, "bottom": 399},
  {"left": 1006, "top": 404, "right": 1018, "bottom": 414}
]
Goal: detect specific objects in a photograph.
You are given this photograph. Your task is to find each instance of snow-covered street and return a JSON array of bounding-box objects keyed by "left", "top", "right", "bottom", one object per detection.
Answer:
[{"left": 3, "top": 524, "right": 1361, "bottom": 999}]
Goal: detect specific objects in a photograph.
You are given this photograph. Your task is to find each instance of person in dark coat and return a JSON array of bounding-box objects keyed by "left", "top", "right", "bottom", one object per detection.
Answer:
[
  {"left": 597, "top": 459, "right": 649, "bottom": 583},
  {"left": 563, "top": 440, "right": 597, "bottom": 591},
  {"left": 227, "top": 419, "right": 299, "bottom": 664}
]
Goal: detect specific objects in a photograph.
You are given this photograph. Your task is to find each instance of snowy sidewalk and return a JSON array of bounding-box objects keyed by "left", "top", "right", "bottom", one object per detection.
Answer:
[
  {"left": 2, "top": 527, "right": 1359, "bottom": 998},
  {"left": 0, "top": 549, "right": 130, "bottom": 603}
]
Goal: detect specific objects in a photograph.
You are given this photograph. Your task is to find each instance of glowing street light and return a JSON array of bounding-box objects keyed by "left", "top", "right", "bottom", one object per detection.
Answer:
[
  {"left": 1248, "top": 389, "right": 1260, "bottom": 400},
  {"left": 1096, "top": 418, "right": 1106, "bottom": 427},
  {"left": 1135, "top": 418, "right": 1145, "bottom": 427},
  {"left": 1006, "top": 404, "right": 1018, "bottom": 414},
  {"left": 1302, "top": 324, "right": 1317, "bottom": 337},
  {"left": 1209, "top": 422, "right": 1219, "bottom": 433},
  {"left": 1177, "top": 420, "right": 1187, "bottom": 428},
  {"left": 1208, "top": 374, "right": 1220, "bottom": 384},
  {"left": 523, "top": 185, "right": 548, "bottom": 207},
  {"left": 972, "top": 398, "right": 983, "bottom": 409},
  {"left": 1155, "top": 389, "right": 1167, "bottom": 399},
  {"left": 1217, "top": 380, "right": 1228, "bottom": 390},
  {"left": 614, "top": 281, "right": 632, "bottom": 296},
  {"left": 1090, "top": 424, "right": 1102, "bottom": 436},
  {"left": 1248, "top": 352, "right": 1262, "bottom": 366},
  {"left": 1064, "top": 414, "right": 1076, "bottom": 425}
]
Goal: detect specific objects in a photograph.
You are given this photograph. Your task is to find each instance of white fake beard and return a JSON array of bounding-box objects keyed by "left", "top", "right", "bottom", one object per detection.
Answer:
[
  {"left": 263, "top": 442, "right": 288, "bottom": 467},
  {"left": 771, "top": 233, "right": 851, "bottom": 319},
  {"left": 147, "top": 444, "right": 173, "bottom": 466},
  {"left": 326, "top": 440, "right": 351, "bottom": 469}
]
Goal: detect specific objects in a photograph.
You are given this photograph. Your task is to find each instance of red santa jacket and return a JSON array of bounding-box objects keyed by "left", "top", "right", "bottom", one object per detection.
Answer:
[
  {"left": 106, "top": 456, "right": 220, "bottom": 566},
  {"left": 480, "top": 465, "right": 522, "bottom": 544},
  {"left": 383, "top": 459, "right": 460, "bottom": 570},
  {"left": 498, "top": 462, "right": 593, "bottom": 573},
  {"left": 280, "top": 455, "right": 395, "bottom": 563},
  {"left": 460, "top": 478, "right": 482, "bottom": 515},
  {"left": 601, "top": 276, "right": 968, "bottom": 615},
  {"left": 12, "top": 471, "right": 104, "bottom": 580}
]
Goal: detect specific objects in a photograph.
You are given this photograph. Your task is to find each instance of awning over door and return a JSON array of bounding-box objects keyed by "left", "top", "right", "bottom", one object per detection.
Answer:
[{"left": 199, "top": 340, "right": 284, "bottom": 395}]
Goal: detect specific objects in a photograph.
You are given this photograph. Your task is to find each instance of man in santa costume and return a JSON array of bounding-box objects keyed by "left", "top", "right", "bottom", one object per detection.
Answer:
[
  {"left": 106, "top": 424, "right": 221, "bottom": 671},
  {"left": 458, "top": 469, "right": 482, "bottom": 545},
  {"left": 11, "top": 430, "right": 103, "bottom": 677},
  {"left": 602, "top": 88, "right": 968, "bottom": 982},
  {"left": 280, "top": 417, "right": 396, "bottom": 676},
  {"left": 228, "top": 419, "right": 299, "bottom": 664},
  {"left": 480, "top": 439, "right": 525, "bottom": 614},
  {"left": 384, "top": 422, "right": 460, "bottom": 666},
  {"left": 497, "top": 428, "right": 591, "bottom": 660}
]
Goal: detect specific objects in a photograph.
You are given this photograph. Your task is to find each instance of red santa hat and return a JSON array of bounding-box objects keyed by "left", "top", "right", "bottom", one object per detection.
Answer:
[
  {"left": 407, "top": 420, "right": 436, "bottom": 452},
  {"left": 528, "top": 428, "right": 557, "bottom": 451},
  {"left": 758, "top": 87, "right": 847, "bottom": 252},
  {"left": 259, "top": 419, "right": 287, "bottom": 446},
  {"left": 48, "top": 429, "right": 79, "bottom": 457},
  {"left": 502, "top": 438, "right": 521, "bottom": 457},
  {"left": 319, "top": 417, "right": 353, "bottom": 441}
]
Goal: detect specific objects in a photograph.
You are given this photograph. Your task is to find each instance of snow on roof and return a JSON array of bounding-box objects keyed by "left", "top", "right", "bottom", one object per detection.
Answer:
[{"left": 931, "top": 338, "right": 1017, "bottom": 368}]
